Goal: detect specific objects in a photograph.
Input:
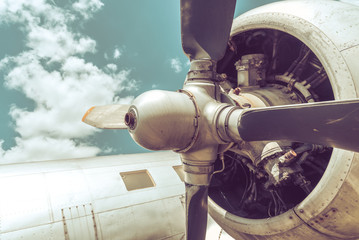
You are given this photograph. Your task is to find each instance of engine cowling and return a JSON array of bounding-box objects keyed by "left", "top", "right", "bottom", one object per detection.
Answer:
[{"left": 208, "top": 1, "right": 359, "bottom": 239}]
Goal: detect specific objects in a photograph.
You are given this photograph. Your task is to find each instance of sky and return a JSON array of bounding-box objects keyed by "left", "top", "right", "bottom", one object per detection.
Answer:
[{"left": 0, "top": 0, "right": 280, "bottom": 164}]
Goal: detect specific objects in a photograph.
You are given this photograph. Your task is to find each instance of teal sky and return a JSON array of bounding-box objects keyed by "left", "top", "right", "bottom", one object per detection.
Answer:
[{"left": 0, "top": 0, "right": 279, "bottom": 163}]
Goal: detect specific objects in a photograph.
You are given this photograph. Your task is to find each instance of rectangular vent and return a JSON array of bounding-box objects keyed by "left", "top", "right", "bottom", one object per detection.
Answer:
[{"left": 120, "top": 170, "right": 155, "bottom": 191}]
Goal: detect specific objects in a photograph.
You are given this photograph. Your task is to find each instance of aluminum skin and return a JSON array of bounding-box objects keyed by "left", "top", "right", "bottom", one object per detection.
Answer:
[{"left": 208, "top": 1, "right": 359, "bottom": 239}]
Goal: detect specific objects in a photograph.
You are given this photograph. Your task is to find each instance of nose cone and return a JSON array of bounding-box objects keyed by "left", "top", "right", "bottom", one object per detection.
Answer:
[{"left": 127, "top": 90, "right": 196, "bottom": 151}]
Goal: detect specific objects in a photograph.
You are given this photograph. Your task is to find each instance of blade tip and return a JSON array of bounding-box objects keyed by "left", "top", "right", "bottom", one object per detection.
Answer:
[{"left": 82, "top": 106, "right": 95, "bottom": 123}]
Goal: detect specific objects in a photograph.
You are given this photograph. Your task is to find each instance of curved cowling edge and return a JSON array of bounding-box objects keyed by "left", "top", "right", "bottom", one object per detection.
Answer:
[{"left": 209, "top": 0, "right": 359, "bottom": 239}]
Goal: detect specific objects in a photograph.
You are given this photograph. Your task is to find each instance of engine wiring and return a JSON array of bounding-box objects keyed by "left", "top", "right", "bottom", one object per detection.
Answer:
[
  {"left": 210, "top": 29, "right": 333, "bottom": 219},
  {"left": 211, "top": 144, "right": 331, "bottom": 219}
]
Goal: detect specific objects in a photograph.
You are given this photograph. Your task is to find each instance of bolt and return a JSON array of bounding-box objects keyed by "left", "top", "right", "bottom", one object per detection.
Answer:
[
  {"left": 279, "top": 149, "right": 297, "bottom": 165},
  {"left": 233, "top": 87, "right": 241, "bottom": 95},
  {"left": 285, "top": 150, "right": 297, "bottom": 159},
  {"left": 220, "top": 73, "right": 227, "bottom": 80}
]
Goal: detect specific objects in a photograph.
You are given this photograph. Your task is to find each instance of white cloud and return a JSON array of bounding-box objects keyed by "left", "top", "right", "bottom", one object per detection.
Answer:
[
  {"left": 0, "top": 0, "right": 137, "bottom": 163},
  {"left": 72, "top": 0, "right": 104, "bottom": 19},
  {"left": 0, "top": 137, "right": 100, "bottom": 164},
  {"left": 5, "top": 56, "right": 132, "bottom": 140},
  {"left": 170, "top": 58, "right": 183, "bottom": 73},
  {"left": 104, "top": 47, "right": 123, "bottom": 62},
  {"left": 114, "top": 95, "right": 134, "bottom": 104},
  {"left": 102, "top": 146, "right": 114, "bottom": 154},
  {"left": 106, "top": 63, "right": 118, "bottom": 72},
  {"left": 113, "top": 48, "right": 121, "bottom": 60}
]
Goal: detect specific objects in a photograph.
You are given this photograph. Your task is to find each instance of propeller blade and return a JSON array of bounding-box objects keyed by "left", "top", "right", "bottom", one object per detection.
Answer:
[
  {"left": 180, "top": 0, "right": 236, "bottom": 61},
  {"left": 185, "top": 184, "right": 208, "bottom": 240},
  {"left": 82, "top": 104, "right": 130, "bottom": 129},
  {"left": 238, "top": 99, "right": 359, "bottom": 152}
]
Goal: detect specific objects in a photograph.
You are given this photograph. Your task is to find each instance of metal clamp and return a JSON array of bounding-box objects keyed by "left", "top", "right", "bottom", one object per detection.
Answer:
[
  {"left": 187, "top": 59, "right": 222, "bottom": 82},
  {"left": 224, "top": 106, "right": 242, "bottom": 143},
  {"left": 176, "top": 89, "right": 201, "bottom": 153}
]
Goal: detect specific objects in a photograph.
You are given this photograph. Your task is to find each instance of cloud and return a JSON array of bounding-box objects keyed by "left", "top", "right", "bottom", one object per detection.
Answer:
[
  {"left": 72, "top": 0, "right": 104, "bottom": 19},
  {"left": 113, "top": 48, "right": 122, "bottom": 60},
  {"left": 106, "top": 63, "right": 118, "bottom": 72},
  {"left": 104, "top": 52, "right": 109, "bottom": 60},
  {"left": 0, "top": 137, "right": 100, "bottom": 164},
  {"left": 170, "top": 58, "right": 183, "bottom": 73},
  {"left": 0, "top": 0, "right": 137, "bottom": 163},
  {"left": 103, "top": 47, "right": 122, "bottom": 62},
  {"left": 104, "top": 47, "right": 122, "bottom": 61}
]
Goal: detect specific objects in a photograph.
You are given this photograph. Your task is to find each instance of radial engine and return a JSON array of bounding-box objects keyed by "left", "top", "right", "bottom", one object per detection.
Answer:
[{"left": 208, "top": 1, "right": 359, "bottom": 239}]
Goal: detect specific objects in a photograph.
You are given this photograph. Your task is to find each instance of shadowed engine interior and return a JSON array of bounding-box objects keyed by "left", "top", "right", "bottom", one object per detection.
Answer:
[{"left": 209, "top": 29, "right": 333, "bottom": 219}]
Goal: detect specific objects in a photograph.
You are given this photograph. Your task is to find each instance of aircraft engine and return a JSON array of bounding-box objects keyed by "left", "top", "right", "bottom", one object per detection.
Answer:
[
  {"left": 83, "top": 0, "right": 359, "bottom": 239},
  {"left": 208, "top": 1, "right": 359, "bottom": 239}
]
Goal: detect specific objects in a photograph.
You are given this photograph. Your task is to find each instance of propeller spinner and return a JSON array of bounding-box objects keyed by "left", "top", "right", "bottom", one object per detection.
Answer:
[{"left": 83, "top": 1, "right": 359, "bottom": 239}]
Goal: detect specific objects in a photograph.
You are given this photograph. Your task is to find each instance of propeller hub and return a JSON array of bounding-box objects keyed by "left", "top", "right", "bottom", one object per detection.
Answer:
[
  {"left": 124, "top": 110, "right": 136, "bottom": 130},
  {"left": 126, "top": 90, "right": 197, "bottom": 151}
]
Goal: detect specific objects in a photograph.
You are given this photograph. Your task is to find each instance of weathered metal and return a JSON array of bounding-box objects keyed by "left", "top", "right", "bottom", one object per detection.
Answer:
[
  {"left": 209, "top": 0, "right": 359, "bottom": 239},
  {"left": 0, "top": 152, "right": 186, "bottom": 240}
]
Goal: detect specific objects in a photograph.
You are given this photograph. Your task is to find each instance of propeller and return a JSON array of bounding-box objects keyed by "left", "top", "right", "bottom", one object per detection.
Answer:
[
  {"left": 82, "top": 104, "right": 130, "bottom": 129},
  {"left": 238, "top": 99, "right": 359, "bottom": 153},
  {"left": 180, "top": 0, "right": 236, "bottom": 239},
  {"left": 82, "top": 1, "right": 359, "bottom": 240},
  {"left": 181, "top": 0, "right": 236, "bottom": 61}
]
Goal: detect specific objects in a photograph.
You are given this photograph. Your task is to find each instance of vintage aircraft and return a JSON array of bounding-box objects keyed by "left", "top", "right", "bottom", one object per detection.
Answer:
[
  {"left": 2, "top": 0, "right": 359, "bottom": 239},
  {"left": 84, "top": 0, "right": 359, "bottom": 239},
  {"left": 0, "top": 150, "right": 236, "bottom": 239},
  {"left": 0, "top": 152, "right": 184, "bottom": 239}
]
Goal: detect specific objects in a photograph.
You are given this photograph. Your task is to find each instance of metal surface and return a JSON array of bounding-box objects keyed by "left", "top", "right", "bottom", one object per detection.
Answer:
[
  {"left": 80, "top": 0, "right": 359, "bottom": 239},
  {"left": 209, "top": 199, "right": 336, "bottom": 240},
  {"left": 179, "top": 79, "right": 230, "bottom": 240},
  {"left": 127, "top": 90, "right": 196, "bottom": 151},
  {"left": 82, "top": 104, "right": 130, "bottom": 129},
  {"left": 208, "top": 0, "right": 359, "bottom": 239},
  {"left": 0, "top": 152, "right": 186, "bottom": 240},
  {"left": 230, "top": 0, "right": 359, "bottom": 100},
  {"left": 61, "top": 204, "right": 99, "bottom": 240},
  {"left": 237, "top": 99, "right": 359, "bottom": 152},
  {"left": 0, "top": 151, "right": 234, "bottom": 240},
  {"left": 180, "top": 0, "right": 236, "bottom": 61},
  {"left": 84, "top": 0, "right": 238, "bottom": 238},
  {"left": 185, "top": 184, "right": 208, "bottom": 240},
  {"left": 216, "top": 86, "right": 301, "bottom": 144},
  {"left": 235, "top": 54, "right": 267, "bottom": 86}
]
